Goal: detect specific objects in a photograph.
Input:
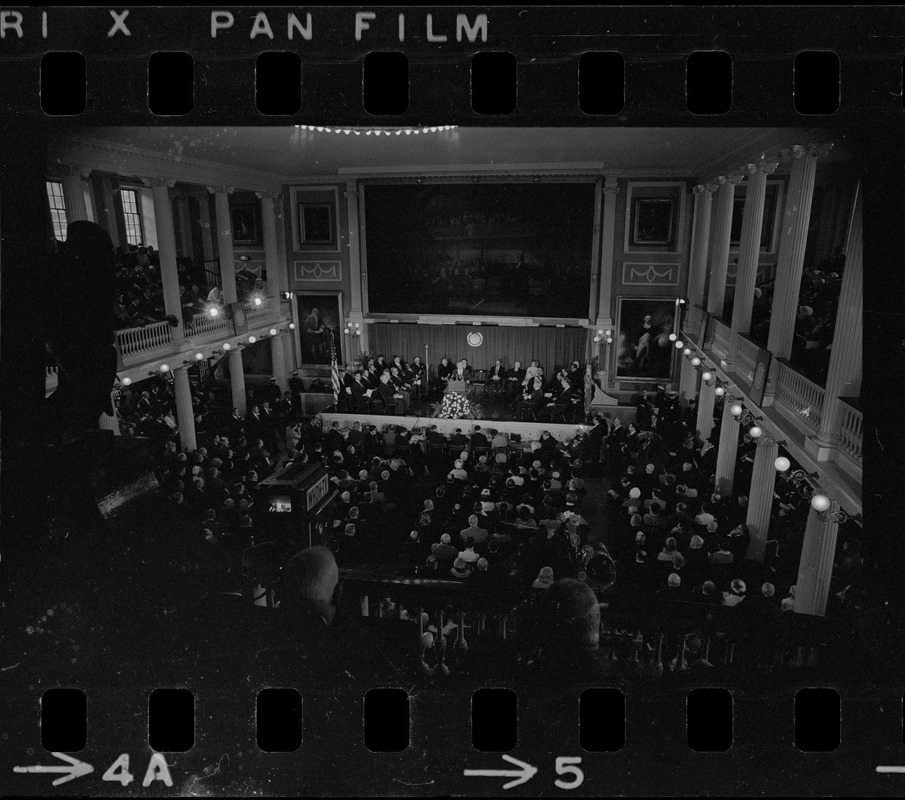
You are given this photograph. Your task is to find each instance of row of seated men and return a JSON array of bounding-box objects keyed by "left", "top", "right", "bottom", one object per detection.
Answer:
[{"left": 333, "top": 355, "right": 588, "bottom": 418}]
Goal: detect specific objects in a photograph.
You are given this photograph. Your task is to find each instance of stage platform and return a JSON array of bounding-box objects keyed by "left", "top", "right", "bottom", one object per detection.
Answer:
[
  {"left": 316, "top": 391, "right": 637, "bottom": 442},
  {"left": 319, "top": 411, "right": 588, "bottom": 443}
]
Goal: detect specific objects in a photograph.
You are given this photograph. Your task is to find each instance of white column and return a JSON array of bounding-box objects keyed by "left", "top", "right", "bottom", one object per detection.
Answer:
[
  {"left": 174, "top": 367, "right": 197, "bottom": 453},
  {"left": 196, "top": 190, "right": 215, "bottom": 262},
  {"left": 713, "top": 397, "right": 740, "bottom": 496},
  {"left": 229, "top": 348, "right": 247, "bottom": 417},
  {"left": 678, "top": 354, "right": 700, "bottom": 406},
  {"left": 145, "top": 178, "right": 185, "bottom": 345},
  {"left": 270, "top": 333, "right": 287, "bottom": 392},
  {"left": 766, "top": 145, "right": 825, "bottom": 373},
  {"left": 595, "top": 176, "right": 619, "bottom": 328},
  {"left": 808, "top": 180, "right": 862, "bottom": 457},
  {"left": 695, "top": 379, "right": 716, "bottom": 443},
  {"left": 730, "top": 161, "right": 777, "bottom": 337},
  {"left": 61, "top": 165, "right": 90, "bottom": 223},
  {"left": 257, "top": 191, "right": 282, "bottom": 298},
  {"left": 687, "top": 184, "right": 716, "bottom": 308},
  {"left": 793, "top": 500, "right": 841, "bottom": 617},
  {"left": 173, "top": 193, "right": 193, "bottom": 258},
  {"left": 208, "top": 186, "right": 237, "bottom": 304},
  {"left": 706, "top": 175, "right": 742, "bottom": 319},
  {"left": 745, "top": 435, "right": 779, "bottom": 561}
]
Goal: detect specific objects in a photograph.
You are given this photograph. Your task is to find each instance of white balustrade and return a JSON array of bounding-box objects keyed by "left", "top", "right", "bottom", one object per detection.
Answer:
[
  {"left": 115, "top": 321, "right": 173, "bottom": 358},
  {"left": 774, "top": 360, "right": 824, "bottom": 432},
  {"left": 188, "top": 310, "right": 230, "bottom": 339},
  {"left": 712, "top": 319, "right": 731, "bottom": 358},
  {"left": 837, "top": 401, "right": 863, "bottom": 463},
  {"left": 736, "top": 335, "right": 760, "bottom": 382},
  {"left": 245, "top": 295, "right": 277, "bottom": 324}
]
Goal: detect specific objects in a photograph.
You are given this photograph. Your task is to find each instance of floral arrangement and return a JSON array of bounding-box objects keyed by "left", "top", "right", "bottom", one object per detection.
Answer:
[{"left": 433, "top": 392, "right": 475, "bottom": 420}]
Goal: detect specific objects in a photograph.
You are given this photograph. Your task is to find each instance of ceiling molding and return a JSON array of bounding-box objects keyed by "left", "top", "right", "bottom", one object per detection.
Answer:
[
  {"left": 335, "top": 163, "right": 689, "bottom": 180},
  {"left": 50, "top": 136, "right": 285, "bottom": 193},
  {"left": 692, "top": 126, "right": 833, "bottom": 182}
]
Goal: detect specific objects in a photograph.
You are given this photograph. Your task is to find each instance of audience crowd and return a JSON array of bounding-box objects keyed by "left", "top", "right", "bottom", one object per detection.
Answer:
[{"left": 106, "top": 355, "right": 868, "bottom": 681}]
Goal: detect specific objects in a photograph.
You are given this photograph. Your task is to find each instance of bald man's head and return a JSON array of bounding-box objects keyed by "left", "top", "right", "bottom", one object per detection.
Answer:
[{"left": 280, "top": 546, "right": 341, "bottom": 624}]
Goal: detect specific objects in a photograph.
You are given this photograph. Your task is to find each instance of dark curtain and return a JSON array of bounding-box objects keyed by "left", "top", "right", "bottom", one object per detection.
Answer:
[{"left": 369, "top": 324, "right": 587, "bottom": 374}]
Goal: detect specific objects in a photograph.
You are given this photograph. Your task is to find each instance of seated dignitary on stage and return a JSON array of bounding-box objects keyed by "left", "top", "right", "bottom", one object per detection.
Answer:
[{"left": 378, "top": 372, "right": 407, "bottom": 414}]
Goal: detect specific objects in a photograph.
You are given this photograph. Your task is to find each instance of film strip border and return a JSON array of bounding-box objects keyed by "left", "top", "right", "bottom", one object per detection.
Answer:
[
  {"left": 7, "top": 685, "right": 905, "bottom": 794},
  {"left": 0, "top": 7, "right": 903, "bottom": 122}
]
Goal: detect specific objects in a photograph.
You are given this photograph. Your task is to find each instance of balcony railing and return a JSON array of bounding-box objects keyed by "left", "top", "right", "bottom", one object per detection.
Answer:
[
  {"left": 773, "top": 359, "right": 824, "bottom": 433},
  {"left": 837, "top": 400, "right": 863, "bottom": 463},
  {"left": 711, "top": 318, "right": 731, "bottom": 358},
  {"left": 115, "top": 320, "right": 173, "bottom": 359},
  {"left": 188, "top": 310, "right": 230, "bottom": 339},
  {"left": 245, "top": 295, "right": 277, "bottom": 324},
  {"left": 736, "top": 335, "right": 760, "bottom": 382}
]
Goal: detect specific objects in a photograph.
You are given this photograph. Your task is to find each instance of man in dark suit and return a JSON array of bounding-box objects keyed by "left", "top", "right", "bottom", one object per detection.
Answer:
[
  {"left": 350, "top": 371, "right": 371, "bottom": 409},
  {"left": 378, "top": 373, "right": 406, "bottom": 414},
  {"left": 515, "top": 378, "right": 545, "bottom": 420},
  {"left": 470, "top": 425, "right": 489, "bottom": 450},
  {"left": 505, "top": 361, "right": 526, "bottom": 404},
  {"left": 448, "top": 428, "right": 468, "bottom": 451}
]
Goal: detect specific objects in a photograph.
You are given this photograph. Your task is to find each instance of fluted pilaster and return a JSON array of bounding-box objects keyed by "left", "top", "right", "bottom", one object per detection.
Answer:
[
  {"left": 695, "top": 379, "right": 716, "bottom": 442},
  {"left": 257, "top": 191, "right": 282, "bottom": 298},
  {"left": 270, "top": 333, "right": 288, "bottom": 393},
  {"left": 732, "top": 161, "right": 777, "bottom": 336},
  {"left": 208, "top": 186, "right": 237, "bottom": 304},
  {"left": 596, "top": 176, "right": 620, "bottom": 326},
  {"left": 174, "top": 367, "right": 197, "bottom": 453},
  {"left": 145, "top": 178, "right": 184, "bottom": 345},
  {"left": 766, "top": 145, "right": 826, "bottom": 363},
  {"left": 794, "top": 500, "right": 841, "bottom": 616},
  {"left": 745, "top": 435, "right": 779, "bottom": 560},
  {"left": 706, "top": 175, "right": 743, "bottom": 319},
  {"left": 687, "top": 184, "right": 717, "bottom": 307},
  {"left": 678, "top": 353, "right": 700, "bottom": 406},
  {"left": 714, "top": 397, "right": 741, "bottom": 496},
  {"left": 812, "top": 181, "right": 862, "bottom": 450},
  {"left": 229, "top": 348, "right": 247, "bottom": 416}
]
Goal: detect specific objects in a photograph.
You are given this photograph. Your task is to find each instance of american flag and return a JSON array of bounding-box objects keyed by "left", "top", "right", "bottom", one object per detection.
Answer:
[{"left": 330, "top": 332, "right": 341, "bottom": 406}]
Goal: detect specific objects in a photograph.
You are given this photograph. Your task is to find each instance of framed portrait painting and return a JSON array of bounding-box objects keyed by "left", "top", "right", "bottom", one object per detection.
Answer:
[
  {"left": 294, "top": 292, "right": 343, "bottom": 368},
  {"left": 230, "top": 203, "right": 261, "bottom": 245},
  {"left": 298, "top": 202, "right": 337, "bottom": 248},
  {"left": 614, "top": 296, "right": 677, "bottom": 382},
  {"left": 631, "top": 198, "right": 675, "bottom": 246}
]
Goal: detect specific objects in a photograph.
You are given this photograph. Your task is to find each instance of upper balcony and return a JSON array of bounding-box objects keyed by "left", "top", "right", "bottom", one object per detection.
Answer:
[
  {"left": 46, "top": 295, "right": 287, "bottom": 394},
  {"left": 684, "top": 307, "right": 861, "bottom": 513}
]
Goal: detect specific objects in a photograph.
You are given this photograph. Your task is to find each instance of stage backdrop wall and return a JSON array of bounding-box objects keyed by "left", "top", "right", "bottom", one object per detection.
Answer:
[{"left": 369, "top": 324, "right": 587, "bottom": 373}]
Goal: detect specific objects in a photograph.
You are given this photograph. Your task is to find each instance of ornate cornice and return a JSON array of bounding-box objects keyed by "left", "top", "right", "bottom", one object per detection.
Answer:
[
  {"left": 141, "top": 177, "right": 177, "bottom": 189},
  {"left": 51, "top": 136, "right": 284, "bottom": 193}
]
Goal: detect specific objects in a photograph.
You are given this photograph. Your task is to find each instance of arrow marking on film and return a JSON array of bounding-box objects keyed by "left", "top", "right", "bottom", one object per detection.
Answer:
[
  {"left": 13, "top": 752, "right": 95, "bottom": 786},
  {"left": 464, "top": 754, "right": 538, "bottom": 789}
]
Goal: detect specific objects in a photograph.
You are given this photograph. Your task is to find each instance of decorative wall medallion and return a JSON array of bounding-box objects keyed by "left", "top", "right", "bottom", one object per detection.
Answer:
[
  {"left": 466, "top": 332, "right": 484, "bottom": 347},
  {"left": 294, "top": 261, "right": 342, "bottom": 282},
  {"left": 622, "top": 262, "right": 679, "bottom": 286}
]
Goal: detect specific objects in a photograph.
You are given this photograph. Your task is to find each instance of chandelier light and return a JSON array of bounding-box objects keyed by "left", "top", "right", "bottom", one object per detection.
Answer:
[{"left": 295, "top": 124, "right": 457, "bottom": 136}]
